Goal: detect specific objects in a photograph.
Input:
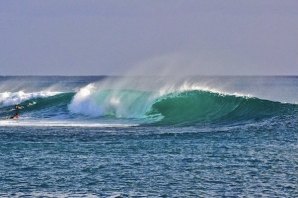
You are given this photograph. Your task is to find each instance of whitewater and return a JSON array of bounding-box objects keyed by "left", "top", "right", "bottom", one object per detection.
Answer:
[{"left": 0, "top": 76, "right": 297, "bottom": 197}]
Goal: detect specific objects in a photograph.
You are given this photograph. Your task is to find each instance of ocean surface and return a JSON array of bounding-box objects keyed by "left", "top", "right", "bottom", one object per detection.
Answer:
[{"left": 0, "top": 76, "right": 297, "bottom": 197}]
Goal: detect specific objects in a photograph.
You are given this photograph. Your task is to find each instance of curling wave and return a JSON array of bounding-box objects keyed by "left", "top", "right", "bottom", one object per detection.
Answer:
[
  {"left": 0, "top": 86, "right": 296, "bottom": 126},
  {"left": 67, "top": 84, "right": 297, "bottom": 125}
]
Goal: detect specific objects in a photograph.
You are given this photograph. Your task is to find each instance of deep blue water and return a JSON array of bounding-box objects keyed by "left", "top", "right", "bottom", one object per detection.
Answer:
[
  {"left": 0, "top": 76, "right": 297, "bottom": 197},
  {"left": 0, "top": 122, "right": 297, "bottom": 197}
]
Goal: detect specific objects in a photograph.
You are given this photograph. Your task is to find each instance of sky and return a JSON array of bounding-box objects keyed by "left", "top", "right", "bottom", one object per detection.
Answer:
[{"left": 1, "top": 0, "right": 298, "bottom": 76}]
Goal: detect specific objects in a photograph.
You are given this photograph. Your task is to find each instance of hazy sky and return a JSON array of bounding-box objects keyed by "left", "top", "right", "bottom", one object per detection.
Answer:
[{"left": 1, "top": 0, "right": 298, "bottom": 75}]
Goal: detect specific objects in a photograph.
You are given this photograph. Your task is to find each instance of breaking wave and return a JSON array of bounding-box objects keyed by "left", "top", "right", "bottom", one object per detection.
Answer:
[{"left": 0, "top": 83, "right": 297, "bottom": 126}]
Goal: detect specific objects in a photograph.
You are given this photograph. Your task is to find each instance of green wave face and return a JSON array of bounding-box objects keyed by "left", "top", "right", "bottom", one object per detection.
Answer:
[{"left": 147, "top": 90, "right": 296, "bottom": 125}]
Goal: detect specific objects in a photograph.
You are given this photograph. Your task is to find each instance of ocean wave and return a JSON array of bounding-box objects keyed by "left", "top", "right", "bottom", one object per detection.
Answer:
[
  {"left": 1, "top": 83, "right": 296, "bottom": 126},
  {"left": 67, "top": 84, "right": 296, "bottom": 125},
  {"left": 147, "top": 90, "right": 295, "bottom": 125}
]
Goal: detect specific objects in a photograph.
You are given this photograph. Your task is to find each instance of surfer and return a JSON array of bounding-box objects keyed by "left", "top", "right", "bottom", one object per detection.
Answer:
[{"left": 10, "top": 104, "right": 22, "bottom": 119}]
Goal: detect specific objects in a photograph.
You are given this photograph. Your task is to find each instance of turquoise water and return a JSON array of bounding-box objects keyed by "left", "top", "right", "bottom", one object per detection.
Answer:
[{"left": 0, "top": 76, "right": 297, "bottom": 197}]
